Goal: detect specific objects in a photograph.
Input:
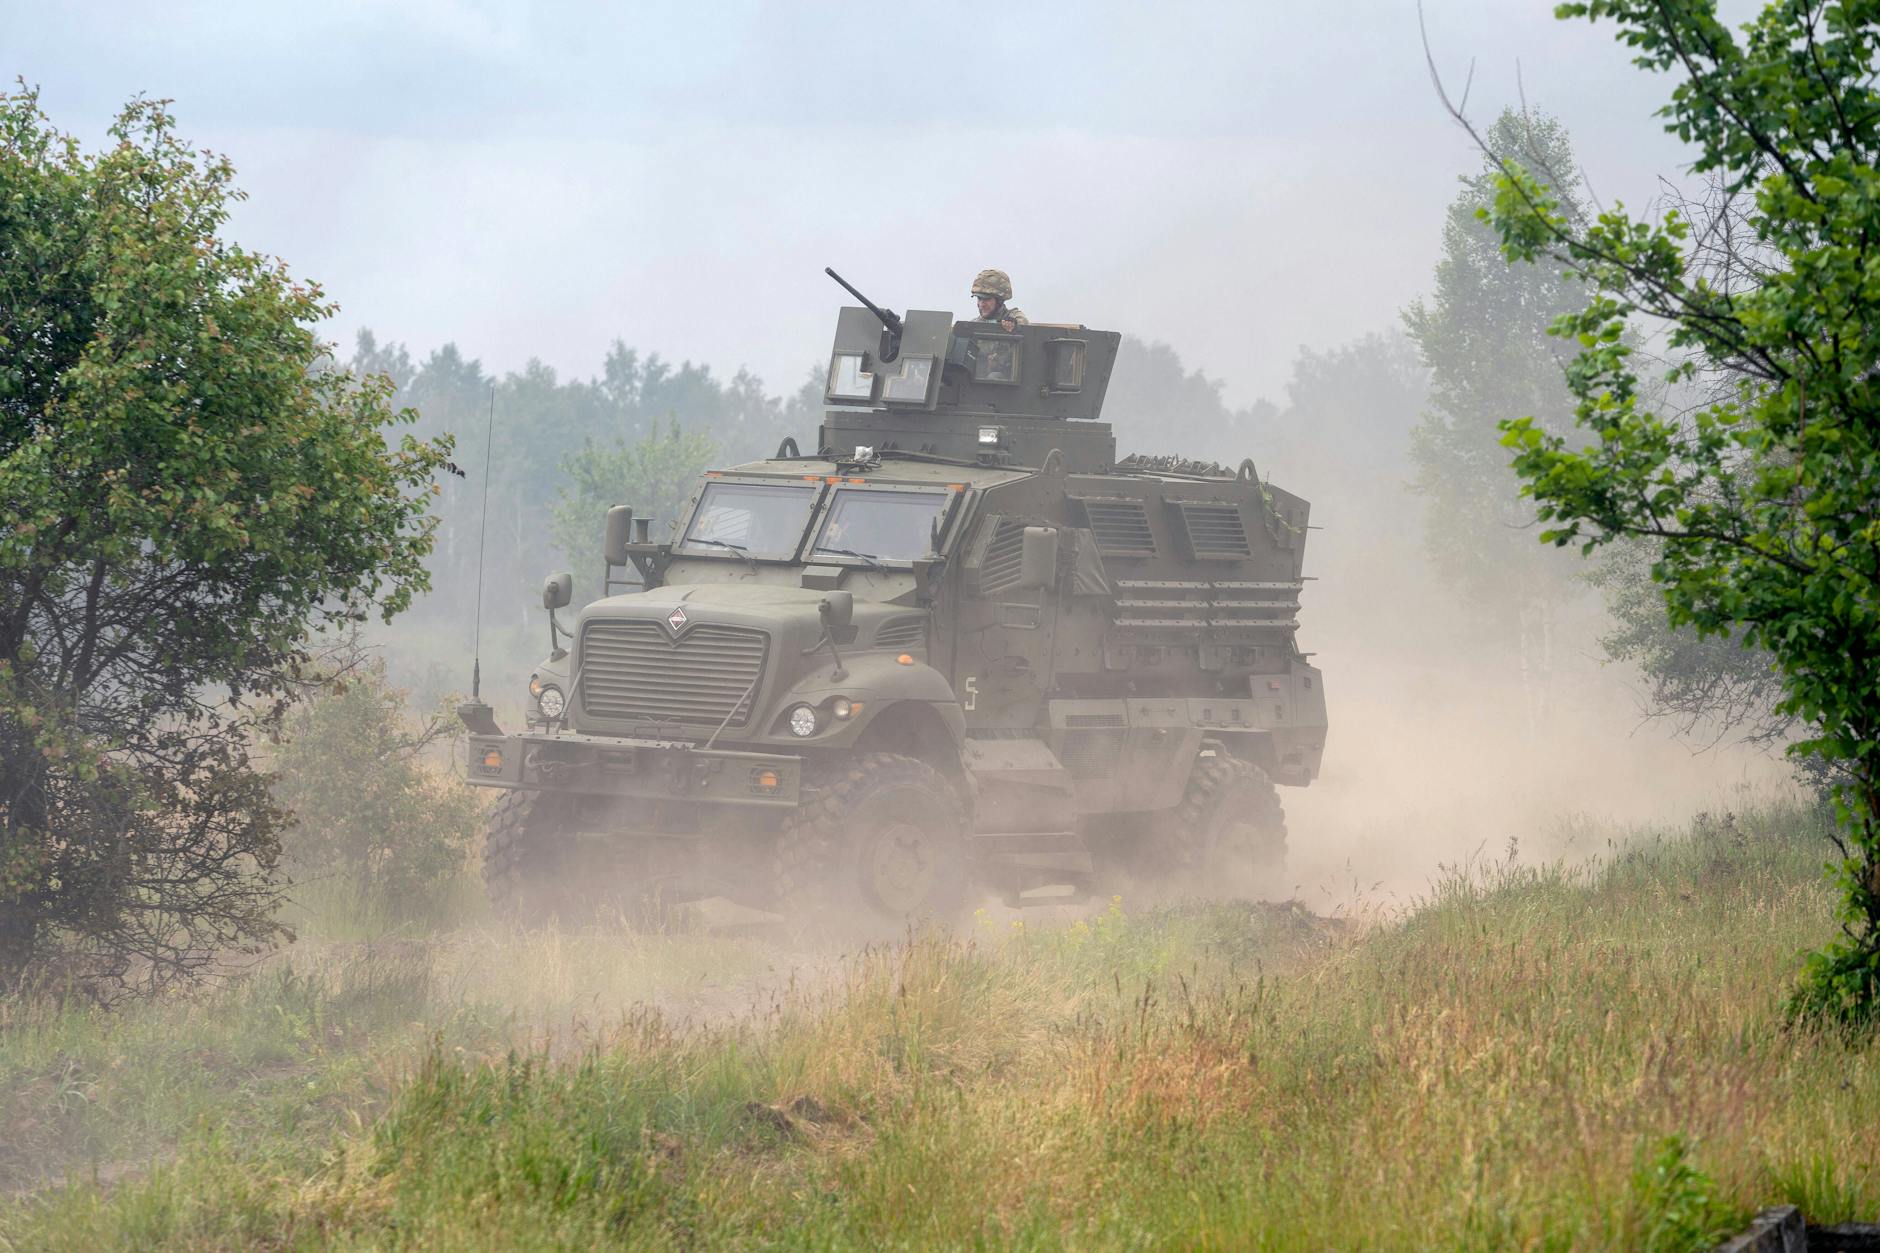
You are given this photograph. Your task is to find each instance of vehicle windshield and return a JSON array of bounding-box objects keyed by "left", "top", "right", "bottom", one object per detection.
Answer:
[
  {"left": 812, "top": 489, "right": 951, "bottom": 563},
  {"left": 681, "top": 481, "right": 818, "bottom": 557}
]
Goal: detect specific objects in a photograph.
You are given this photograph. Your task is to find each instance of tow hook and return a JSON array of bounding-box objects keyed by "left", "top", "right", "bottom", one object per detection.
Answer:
[{"left": 527, "top": 748, "right": 568, "bottom": 784}]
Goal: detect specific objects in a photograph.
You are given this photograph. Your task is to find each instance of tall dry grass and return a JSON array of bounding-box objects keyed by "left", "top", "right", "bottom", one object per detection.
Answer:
[{"left": 2, "top": 798, "right": 1873, "bottom": 1250}]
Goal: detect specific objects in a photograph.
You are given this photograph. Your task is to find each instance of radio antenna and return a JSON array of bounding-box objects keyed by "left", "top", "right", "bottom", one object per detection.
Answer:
[{"left": 470, "top": 384, "right": 496, "bottom": 700}]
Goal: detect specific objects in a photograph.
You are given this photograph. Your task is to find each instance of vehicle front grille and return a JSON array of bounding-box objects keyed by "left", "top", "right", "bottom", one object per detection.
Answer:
[{"left": 578, "top": 620, "right": 767, "bottom": 729}]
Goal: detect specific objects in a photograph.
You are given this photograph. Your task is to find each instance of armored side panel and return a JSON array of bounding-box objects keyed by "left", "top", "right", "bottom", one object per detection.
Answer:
[
  {"left": 822, "top": 410, "right": 1117, "bottom": 474},
  {"left": 945, "top": 460, "right": 1325, "bottom": 793}
]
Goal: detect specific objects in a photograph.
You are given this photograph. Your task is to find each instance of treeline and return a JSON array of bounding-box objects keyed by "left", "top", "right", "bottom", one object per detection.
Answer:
[{"left": 346, "top": 334, "right": 821, "bottom": 696}]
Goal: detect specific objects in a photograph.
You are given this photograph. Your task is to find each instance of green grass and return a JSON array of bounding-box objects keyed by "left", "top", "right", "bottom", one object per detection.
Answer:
[{"left": 2, "top": 799, "right": 1874, "bottom": 1250}]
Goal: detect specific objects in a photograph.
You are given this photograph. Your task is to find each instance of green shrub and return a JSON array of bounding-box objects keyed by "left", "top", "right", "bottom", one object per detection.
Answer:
[
  {"left": 272, "top": 653, "right": 481, "bottom": 932},
  {"left": 1630, "top": 1135, "right": 1735, "bottom": 1252}
]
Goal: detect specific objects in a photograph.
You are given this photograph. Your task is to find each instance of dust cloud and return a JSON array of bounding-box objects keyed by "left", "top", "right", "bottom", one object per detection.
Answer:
[
  {"left": 1272, "top": 459, "right": 1790, "bottom": 914},
  {"left": 1280, "top": 646, "right": 1790, "bottom": 914}
]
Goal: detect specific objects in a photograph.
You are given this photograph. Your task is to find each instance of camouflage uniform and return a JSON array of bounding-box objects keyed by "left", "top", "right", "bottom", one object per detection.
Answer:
[{"left": 976, "top": 304, "right": 1028, "bottom": 327}]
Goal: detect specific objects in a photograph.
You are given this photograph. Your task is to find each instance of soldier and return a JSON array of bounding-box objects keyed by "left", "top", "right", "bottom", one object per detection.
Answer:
[{"left": 971, "top": 268, "right": 1028, "bottom": 332}]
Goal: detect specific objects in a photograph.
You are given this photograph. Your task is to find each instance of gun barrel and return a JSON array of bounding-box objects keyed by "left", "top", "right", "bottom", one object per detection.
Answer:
[{"left": 823, "top": 267, "right": 903, "bottom": 335}]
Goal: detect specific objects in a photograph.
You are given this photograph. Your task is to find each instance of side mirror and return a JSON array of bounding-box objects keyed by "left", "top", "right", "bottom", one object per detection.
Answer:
[
  {"left": 1018, "top": 527, "right": 1059, "bottom": 591},
  {"left": 604, "top": 506, "right": 634, "bottom": 567},
  {"left": 542, "top": 571, "right": 574, "bottom": 610},
  {"left": 818, "top": 590, "right": 854, "bottom": 633}
]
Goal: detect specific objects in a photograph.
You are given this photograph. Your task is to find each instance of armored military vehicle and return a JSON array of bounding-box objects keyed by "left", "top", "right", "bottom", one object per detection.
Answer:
[{"left": 458, "top": 274, "right": 1327, "bottom": 923}]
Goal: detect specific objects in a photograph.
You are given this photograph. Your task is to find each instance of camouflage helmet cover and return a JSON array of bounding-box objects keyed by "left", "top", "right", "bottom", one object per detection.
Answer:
[{"left": 971, "top": 268, "right": 1013, "bottom": 300}]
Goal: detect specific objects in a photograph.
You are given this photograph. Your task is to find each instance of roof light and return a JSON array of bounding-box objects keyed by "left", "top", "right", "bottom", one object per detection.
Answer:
[{"left": 978, "top": 426, "right": 1003, "bottom": 446}]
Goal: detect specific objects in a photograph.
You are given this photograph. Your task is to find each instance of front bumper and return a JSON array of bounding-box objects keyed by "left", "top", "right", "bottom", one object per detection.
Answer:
[{"left": 464, "top": 730, "right": 802, "bottom": 807}]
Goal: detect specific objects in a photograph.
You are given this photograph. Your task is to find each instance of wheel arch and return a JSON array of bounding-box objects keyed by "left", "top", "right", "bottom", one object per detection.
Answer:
[{"left": 851, "top": 700, "right": 968, "bottom": 790}]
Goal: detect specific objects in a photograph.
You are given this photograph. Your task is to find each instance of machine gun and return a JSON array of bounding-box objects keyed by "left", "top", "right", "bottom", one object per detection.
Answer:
[{"left": 823, "top": 267, "right": 903, "bottom": 355}]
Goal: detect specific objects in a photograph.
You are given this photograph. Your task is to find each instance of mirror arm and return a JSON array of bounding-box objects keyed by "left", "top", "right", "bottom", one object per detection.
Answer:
[
  {"left": 800, "top": 629, "right": 847, "bottom": 682},
  {"left": 547, "top": 606, "right": 569, "bottom": 662},
  {"left": 803, "top": 602, "right": 849, "bottom": 681}
]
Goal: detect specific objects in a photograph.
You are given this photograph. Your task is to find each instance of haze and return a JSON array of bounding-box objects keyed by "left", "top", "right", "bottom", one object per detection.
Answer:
[
  {"left": 7, "top": 0, "right": 1695, "bottom": 404},
  {"left": 4, "top": 0, "right": 1787, "bottom": 903}
]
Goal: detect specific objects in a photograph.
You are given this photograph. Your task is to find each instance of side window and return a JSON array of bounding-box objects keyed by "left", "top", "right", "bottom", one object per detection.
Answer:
[
  {"left": 1046, "top": 339, "right": 1086, "bottom": 392},
  {"left": 971, "top": 336, "right": 1022, "bottom": 384}
]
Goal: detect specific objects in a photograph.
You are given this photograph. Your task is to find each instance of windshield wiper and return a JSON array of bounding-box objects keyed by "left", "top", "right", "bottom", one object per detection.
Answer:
[
  {"left": 687, "top": 537, "right": 759, "bottom": 571},
  {"left": 813, "top": 545, "right": 889, "bottom": 572}
]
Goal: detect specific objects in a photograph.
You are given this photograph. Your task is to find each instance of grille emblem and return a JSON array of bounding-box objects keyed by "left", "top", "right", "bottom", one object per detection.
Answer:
[{"left": 666, "top": 605, "right": 688, "bottom": 633}]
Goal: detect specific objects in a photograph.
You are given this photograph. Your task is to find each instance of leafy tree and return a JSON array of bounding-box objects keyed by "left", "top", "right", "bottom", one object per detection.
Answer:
[
  {"left": 1476, "top": 0, "right": 1880, "bottom": 1026},
  {"left": 1280, "top": 333, "right": 1425, "bottom": 467},
  {"left": 1261, "top": 331, "right": 1428, "bottom": 501},
  {"left": 1404, "top": 108, "right": 1593, "bottom": 722},
  {"left": 1105, "top": 336, "right": 1273, "bottom": 466},
  {"left": 0, "top": 90, "right": 448, "bottom": 993},
  {"left": 549, "top": 420, "right": 718, "bottom": 585}
]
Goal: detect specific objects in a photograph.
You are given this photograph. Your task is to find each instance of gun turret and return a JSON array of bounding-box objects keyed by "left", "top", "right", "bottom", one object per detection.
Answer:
[{"left": 823, "top": 267, "right": 903, "bottom": 343}]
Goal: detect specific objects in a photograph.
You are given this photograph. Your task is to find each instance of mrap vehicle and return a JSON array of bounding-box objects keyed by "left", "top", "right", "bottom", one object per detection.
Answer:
[{"left": 458, "top": 276, "right": 1327, "bottom": 923}]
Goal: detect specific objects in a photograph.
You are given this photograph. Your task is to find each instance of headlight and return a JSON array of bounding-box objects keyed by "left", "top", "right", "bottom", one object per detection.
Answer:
[
  {"left": 536, "top": 685, "right": 565, "bottom": 719},
  {"left": 788, "top": 704, "right": 818, "bottom": 737}
]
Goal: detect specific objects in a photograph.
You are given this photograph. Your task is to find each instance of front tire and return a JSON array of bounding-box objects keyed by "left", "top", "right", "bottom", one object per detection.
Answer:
[
  {"left": 482, "top": 789, "right": 577, "bottom": 920},
  {"left": 776, "top": 753, "right": 970, "bottom": 929}
]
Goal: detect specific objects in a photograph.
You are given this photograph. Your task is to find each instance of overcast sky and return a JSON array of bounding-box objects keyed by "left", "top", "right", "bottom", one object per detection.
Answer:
[{"left": 6, "top": 1, "right": 1706, "bottom": 405}]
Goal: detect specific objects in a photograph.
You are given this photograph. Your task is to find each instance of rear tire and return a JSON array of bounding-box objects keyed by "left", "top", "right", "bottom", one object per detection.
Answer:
[
  {"left": 1164, "top": 744, "right": 1287, "bottom": 899},
  {"left": 776, "top": 753, "right": 970, "bottom": 931}
]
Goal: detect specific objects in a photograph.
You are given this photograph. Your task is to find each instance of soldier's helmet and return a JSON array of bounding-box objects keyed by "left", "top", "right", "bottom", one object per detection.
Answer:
[{"left": 971, "top": 268, "right": 1014, "bottom": 301}]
